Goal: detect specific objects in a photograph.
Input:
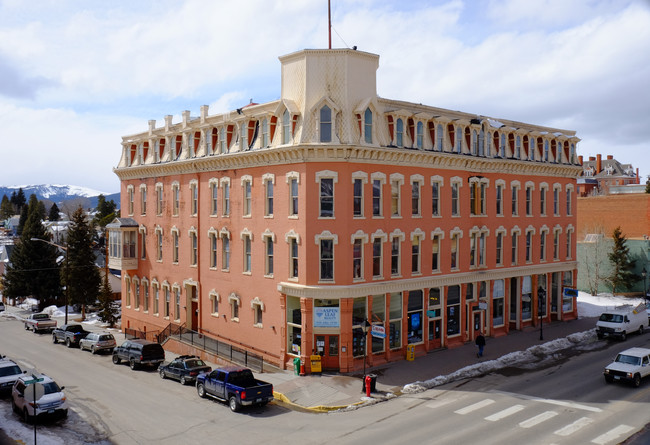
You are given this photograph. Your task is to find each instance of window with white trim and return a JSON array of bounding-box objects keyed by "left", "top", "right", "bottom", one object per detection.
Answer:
[
  {"left": 352, "top": 237, "right": 363, "bottom": 280},
  {"left": 390, "top": 231, "right": 404, "bottom": 277},
  {"left": 364, "top": 108, "right": 373, "bottom": 144},
  {"left": 451, "top": 179, "right": 461, "bottom": 216},
  {"left": 566, "top": 185, "right": 573, "bottom": 216},
  {"left": 282, "top": 109, "right": 291, "bottom": 145},
  {"left": 209, "top": 230, "right": 218, "bottom": 269},
  {"left": 372, "top": 173, "right": 385, "bottom": 217},
  {"left": 221, "top": 178, "right": 230, "bottom": 216},
  {"left": 189, "top": 229, "right": 198, "bottom": 266},
  {"left": 156, "top": 183, "right": 164, "bottom": 216},
  {"left": 320, "top": 105, "right": 332, "bottom": 143},
  {"left": 319, "top": 239, "right": 334, "bottom": 281},
  {"left": 496, "top": 230, "right": 505, "bottom": 266},
  {"left": 209, "top": 292, "right": 219, "bottom": 315},
  {"left": 411, "top": 175, "right": 423, "bottom": 217},
  {"left": 495, "top": 181, "right": 504, "bottom": 216},
  {"left": 352, "top": 172, "right": 368, "bottom": 218},
  {"left": 540, "top": 229, "right": 547, "bottom": 261},
  {"left": 511, "top": 228, "right": 520, "bottom": 265},
  {"left": 174, "top": 286, "right": 181, "bottom": 320},
  {"left": 553, "top": 184, "right": 561, "bottom": 216},
  {"left": 221, "top": 231, "right": 230, "bottom": 270},
  {"left": 450, "top": 232, "right": 459, "bottom": 270},
  {"left": 431, "top": 232, "right": 441, "bottom": 272},
  {"left": 142, "top": 280, "right": 149, "bottom": 312},
  {"left": 253, "top": 298, "right": 264, "bottom": 326},
  {"left": 525, "top": 229, "right": 534, "bottom": 263},
  {"left": 139, "top": 226, "right": 146, "bottom": 260},
  {"left": 264, "top": 174, "right": 274, "bottom": 217},
  {"left": 190, "top": 181, "right": 198, "bottom": 216},
  {"left": 431, "top": 178, "right": 441, "bottom": 217},
  {"left": 171, "top": 228, "right": 179, "bottom": 264},
  {"left": 156, "top": 227, "right": 163, "bottom": 262},
  {"left": 566, "top": 227, "right": 573, "bottom": 259},
  {"left": 242, "top": 232, "right": 252, "bottom": 273},
  {"left": 127, "top": 185, "right": 134, "bottom": 216},
  {"left": 242, "top": 176, "right": 252, "bottom": 217},
  {"left": 263, "top": 232, "right": 274, "bottom": 276},
  {"left": 372, "top": 234, "right": 384, "bottom": 278},
  {"left": 553, "top": 228, "right": 560, "bottom": 260},
  {"left": 316, "top": 171, "right": 337, "bottom": 218},
  {"left": 287, "top": 172, "right": 299, "bottom": 217},
  {"left": 172, "top": 182, "right": 180, "bottom": 216},
  {"left": 390, "top": 176, "right": 402, "bottom": 217},
  {"left": 152, "top": 281, "right": 159, "bottom": 315},
  {"left": 163, "top": 284, "right": 170, "bottom": 318},
  {"left": 525, "top": 183, "right": 533, "bottom": 216},
  {"left": 134, "top": 278, "right": 140, "bottom": 309},
  {"left": 411, "top": 232, "right": 422, "bottom": 274},
  {"left": 511, "top": 182, "right": 520, "bottom": 216},
  {"left": 209, "top": 179, "right": 218, "bottom": 215},
  {"left": 140, "top": 184, "right": 147, "bottom": 215},
  {"left": 288, "top": 235, "right": 299, "bottom": 279},
  {"left": 540, "top": 184, "right": 548, "bottom": 216}
]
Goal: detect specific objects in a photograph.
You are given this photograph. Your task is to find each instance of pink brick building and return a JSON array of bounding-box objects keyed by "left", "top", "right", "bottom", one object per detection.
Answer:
[{"left": 110, "top": 48, "right": 581, "bottom": 372}]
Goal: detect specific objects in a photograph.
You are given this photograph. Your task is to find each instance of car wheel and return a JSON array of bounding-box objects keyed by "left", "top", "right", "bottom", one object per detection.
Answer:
[
  {"left": 23, "top": 408, "right": 31, "bottom": 424},
  {"left": 597, "top": 333, "right": 603, "bottom": 340},
  {"left": 52, "top": 335, "right": 58, "bottom": 344},
  {"left": 112, "top": 355, "right": 121, "bottom": 365},
  {"left": 61, "top": 409, "right": 68, "bottom": 419},
  {"left": 633, "top": 374, "right": 641, "bottom": 388},
  {"left": 229, "top": 396, "right": 240, "bottom": 412},
  {"left": 639, "top": 326, "right": 644, "bottom": 335},
  {"left": 11, "top": 399, "right": 17, "bottom": 413},
  {"left": 621, "top": 331, "right": 627, "bottom": 341},
  {"left": 180, "top": 376, "right": 187, "bottom": 385},
  {"left": 129, "top": 359, "right": 137, "bottom": 370},
  {"left": 65, "top": 338, "right": 72, "bottom": 348},
  {"left": 604, "top": 375, "right": 614, "bottom": 384},
  {"left": 32, "top": 326, "right": 37, "bottom": 333},
  {"left": 24, "top": 324, "right": 29, "bottom": 330},
  {"left": 91, "top": 346, "right": 96, "bottom": 355},
  {"left": 159, "top": 369, "right": 166, "bottom": 379},
  {"left": 197, "top": 383, "right": 206, "bottom": 398}
]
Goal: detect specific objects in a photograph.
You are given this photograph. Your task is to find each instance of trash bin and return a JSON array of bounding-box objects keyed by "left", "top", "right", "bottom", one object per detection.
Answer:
[
  {"left": 406, "top": 344, "right": 415, "bottom": 361},
  {"left": 293, "top": 357, "right": 301, "bottom": 376},
  {"left": 368, "top": 373, "right": 377, "bottom": 392}
]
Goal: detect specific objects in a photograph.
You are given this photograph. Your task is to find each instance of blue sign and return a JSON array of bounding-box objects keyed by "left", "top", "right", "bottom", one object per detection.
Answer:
[
  {"left": 563, "top": 288, "right": 578, "bottom": 298},
  {"left": 313, "top": 307, "right": 340, "bottom": 328}
]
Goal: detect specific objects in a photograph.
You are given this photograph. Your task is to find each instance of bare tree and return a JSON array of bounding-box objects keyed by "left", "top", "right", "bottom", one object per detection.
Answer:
[{"left": 579, "top": 224, "right": 609, "bottom": 295}]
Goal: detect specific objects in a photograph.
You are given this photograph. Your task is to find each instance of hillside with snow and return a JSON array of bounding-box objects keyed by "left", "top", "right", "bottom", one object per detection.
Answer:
[{"left": 0, "top": 184, "right": 119, "bottom": 208}]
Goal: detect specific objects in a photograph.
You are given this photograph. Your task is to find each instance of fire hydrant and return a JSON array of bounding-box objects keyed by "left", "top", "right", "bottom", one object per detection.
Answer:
[{"left": 365, "top": 374, "right": 372, "bottom": 397}]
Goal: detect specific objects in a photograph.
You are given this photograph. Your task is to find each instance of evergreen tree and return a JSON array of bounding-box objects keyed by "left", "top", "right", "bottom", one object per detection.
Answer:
[
  {"left": 48, "top": 203, "right": 61, "bottom": 221},
  {"left": 2, "top": 199, "right": 61, "bottom": 310},
  {"left": 94, "top": 195, "right": 117, "bottom": 227},
  {"left": 0, "top": 195, "right": 13, "bottom": 219},
  {"left": 607, "top": 226, "right": 638, "bottom": 294},
  {"left": 11, "top": 188, "right": 26, "bottom": 213},
  {"left": 645, "top": 176, "right": 650, "bottom": 194},
  {"left": 9, "top": 191, "right": 16, "bottom": 212},
  {"left": 16, "top": 205, "right": 28, "bottom": 236},
  {"left": 63, "top": 207, "right": 101, "bottom": 318},
  {"left": 36, "top": 200, "right": 47, "bottom": 221},
  {"left": 97, "top": 272, "right": 118, "bottom": 327}
]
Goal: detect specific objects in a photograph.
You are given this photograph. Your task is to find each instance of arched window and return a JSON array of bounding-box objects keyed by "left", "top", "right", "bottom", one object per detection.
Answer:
[
  {"left": 436, "top": 124, "right": 443, "bottom": 151},
  {"left": 515, "top": 135, "right": 521, "bottom": 159},
  {"left": 219, "top": 127, "right": 226, "bottom": 153},
  {"left": 211, "top": 128, "right": 218, "bottom": 154},
  {"left": 261, "top": 118, "right": 269, "bottom": 147},
  {"left": 478, "top": 128, "right": 484, "bottom": 156},
  {"left": 456, "top": 126, "right": 462, "bottom": 153},
  {"left": 174, "top": 135, "right": 182, "bottom": 159},
  {"left": 282, "top": 109, "right": 291, "bottom": 144},
  {"left": 471, "top": 130, "right": 478, "bottom": 155},
  {"left": 364, "top": 108, "right": 373, "bottom": 144},
  {"left": 320, "top": 105, "right": 332, "bottom": 143},
  {"left": 396, "top": 118, "right": 403, "bottom": 147},
  {"left": 416, "top": 121, "right": 423, "bottom": 149}
]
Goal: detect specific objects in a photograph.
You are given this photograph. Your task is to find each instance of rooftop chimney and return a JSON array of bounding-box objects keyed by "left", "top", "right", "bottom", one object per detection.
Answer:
[
  {"left": 578, "top": 155, "right": 583, "bottom": 165},
  {"left": 596, "top": 154, "right": 602, "bottom": 173},
  {"left": 607, "top": 155, "right": 613, "bottom": 160}
]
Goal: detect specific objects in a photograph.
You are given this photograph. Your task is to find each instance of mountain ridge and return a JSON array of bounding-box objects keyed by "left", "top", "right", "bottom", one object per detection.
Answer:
[{"left": 0, "top": 184, "right": 120, "bottom": 209}]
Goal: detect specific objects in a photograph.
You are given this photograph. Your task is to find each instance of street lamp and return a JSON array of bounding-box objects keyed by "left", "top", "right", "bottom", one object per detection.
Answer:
[
  {"left": 538, "top": 287, "right": 545, "bottom": 341},
  {"left": 30, "top": 238, "right": 69, "bottom": 324},
  {"left": 361, "top": 319, "right": 371, "bottom": 378}
]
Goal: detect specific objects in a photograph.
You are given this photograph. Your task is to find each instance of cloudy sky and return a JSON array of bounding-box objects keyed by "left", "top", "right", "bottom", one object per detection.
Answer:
[{"left": 0, "top": 0, "right": 648, "bottom": 194}]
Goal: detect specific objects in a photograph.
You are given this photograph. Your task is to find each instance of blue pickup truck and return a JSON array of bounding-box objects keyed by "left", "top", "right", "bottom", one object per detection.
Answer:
[{"left": 195, "top": 366, "right": 274, "bottom": 412}]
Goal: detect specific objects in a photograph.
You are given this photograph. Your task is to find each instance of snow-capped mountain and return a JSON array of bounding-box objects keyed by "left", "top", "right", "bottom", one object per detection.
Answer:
[{"left": 0, "top": 184, "right": 119, "bottom": 208}]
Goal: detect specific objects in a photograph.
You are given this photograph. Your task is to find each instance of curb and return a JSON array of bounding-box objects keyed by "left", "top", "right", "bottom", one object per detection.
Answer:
[{"left": 273, "top": 391, "right": 366, "bottom": 413}]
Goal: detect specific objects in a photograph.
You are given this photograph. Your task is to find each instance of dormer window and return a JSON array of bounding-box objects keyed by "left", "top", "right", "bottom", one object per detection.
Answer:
[
  {"left": 396, "top": 119, "right": 404, "bottom": 147},
  {"left": 107, "top": 218, "right": 139, "bottom": 271},
  {"left": 364, "top": 108, "right": 373, "bottom": 144},
  {"left": 320, "top": 106, "right": 332, "bottom": 143}
]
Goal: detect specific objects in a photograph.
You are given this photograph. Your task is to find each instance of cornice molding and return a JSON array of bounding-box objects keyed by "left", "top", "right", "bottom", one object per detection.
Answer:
[
  {"left": 114, "top": 145, "right": 582, "bottom": 181},
  {"left": 276, "top": 261, "right": 577, "bottom": 299}
]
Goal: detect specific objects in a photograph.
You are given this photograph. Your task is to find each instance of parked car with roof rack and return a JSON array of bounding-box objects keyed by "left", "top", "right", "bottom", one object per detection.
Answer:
[
  {"left": 79, "top": 332, "right": 116, "bottom": 354},
  {"left": 11, "top": 372, "right": 68, "bottom": 422},
  {"left": 0, "top": 356, "right": 24, "bottom": 395},
  {"left": 112, "top": 339, "right": 165, "bottom": 370}
]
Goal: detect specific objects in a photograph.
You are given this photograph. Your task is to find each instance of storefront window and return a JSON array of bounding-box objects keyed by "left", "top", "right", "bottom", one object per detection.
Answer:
[
  {"left": 466, "top": 282, "right": 475, "bottom": 301},
  {"left": 428, "top": 288, "right": 442, "bottom": 341},
  {"left": 314, "top": 299, "right": 340, "bottom": 328},
  {"left": 371, "top": 294, "right": 385, "bottom": 353},
  {"left": 538, "top": 274, "right": 547, "bottom": 317},
  {"left": 407, "top": 290, "right": 423, "bottom": 344},
  {"left": 352, "top": 297, "right": 367, "bottom": 357},
  {"left": 493, "top": 280, "right": 505, "bottom": 326},
  {"left": 562, "top": 271, "right": 574, "bottom": 312},
  {"left": 510, "top": 278, "right": 518, "bottom": 322},
  {"left": 522, "top": 276, "right": 532, "bottom": 320},
  {"left": 389, "top": 292, "right": 402, "bottom": 349},
  {"left": 447, "top": 285, "right": 460, "bottom": 336},
  {"left": 287, "top": 296, "right": 301, "bottom": 356}
]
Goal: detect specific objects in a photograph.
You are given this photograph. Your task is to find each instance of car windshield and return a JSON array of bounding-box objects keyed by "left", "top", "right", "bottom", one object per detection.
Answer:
[
  {"left": 41, "top": 382, "right": 61, "bottom": 395},
  {"left": 186, "top": 359, "right": 206, "bottom": 368},
  {"left": 615, "top": 354, "right": 641, "bottom": 366},
  {"left": 599, "top": 313, "right": 623, "bottom": 323},
  {"left": 0, "top": 365, "right": 21, "bottom": 377}
]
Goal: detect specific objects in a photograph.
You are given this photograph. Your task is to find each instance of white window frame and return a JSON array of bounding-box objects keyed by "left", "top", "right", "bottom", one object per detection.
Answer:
[{"left": 316, "top": 170, "right": 338, "bottom": 219}]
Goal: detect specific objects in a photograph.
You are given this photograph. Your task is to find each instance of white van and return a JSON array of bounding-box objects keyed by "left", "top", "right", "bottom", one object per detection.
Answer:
[{"left": 596, "top": 304, "right": 648, "bottom": 340}]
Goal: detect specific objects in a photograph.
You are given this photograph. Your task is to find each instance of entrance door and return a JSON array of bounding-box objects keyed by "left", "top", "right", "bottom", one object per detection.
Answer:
[
  {"left": 472, "top": 311, "right": 484, "bottom": 340},
  {"left": 191, "top": 301, "right": 198, "bottom": 330},
  {"left": 315, "top": 335, "right": 339, "bottom": 371}
]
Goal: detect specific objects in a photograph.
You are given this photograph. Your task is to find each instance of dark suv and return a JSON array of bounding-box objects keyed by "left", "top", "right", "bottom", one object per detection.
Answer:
[{"left": 112, "top": 339, "right": 165, "bottom": 370}]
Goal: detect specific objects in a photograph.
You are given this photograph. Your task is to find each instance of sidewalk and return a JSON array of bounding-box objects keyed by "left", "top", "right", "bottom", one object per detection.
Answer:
[{"left": 265, "top": 316, "right": 598, "bottom": 411}]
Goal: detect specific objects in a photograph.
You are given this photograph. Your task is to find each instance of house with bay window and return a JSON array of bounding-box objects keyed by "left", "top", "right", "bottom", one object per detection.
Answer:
[{"left": 110, "top": 48, "right": 580, "bottom": 373}]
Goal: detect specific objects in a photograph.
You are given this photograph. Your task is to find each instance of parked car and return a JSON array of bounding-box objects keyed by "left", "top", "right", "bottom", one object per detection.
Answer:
[
  {"left": 52, "top": 323, "right": 91, "bottom": 348},
  {"left": 0, "top": 301, "right": 5, "bottom": 312},
  {"left": 604, "top": 347, "right": 650, "bottom": 387},
  {"left": 112, "top": 339, "right": 165, "bottom": 370},
  {"left": 596, "top": 304, "right": 647, "bottom": 340},
  {"left": 11, "top": 372, "right": 68, "bottom": 422},
  {"left": 159, "top": 355, "right": 211, "bottom": 385},
  {"left": 79, "top": 332, "right": 116, "bottom": 354},
  {"left": 23, "top": 313, "right": 57, "bottom": 333},
  {"left": 196, "top": 366, "right": 274, "bottom": 412},
  {"left": 0, "top": 357, "right": 24, "bottom": 395}
]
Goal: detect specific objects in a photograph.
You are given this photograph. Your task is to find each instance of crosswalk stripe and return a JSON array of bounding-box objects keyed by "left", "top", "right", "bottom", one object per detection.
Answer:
[
  {"left": 591, "top": 425, "right": 635, "bottom": 445},
  {"left": 454, "top": 399, "right": 495, "bottom": 415},
  {"left": 519, "top": 411, "right": 559, "bottom": 428},
  {"left": 485, "top": 404, "right": 525, "bottom": 422},
  {"left": 554, "top": 417, "right": 593, "bottom": 436}
]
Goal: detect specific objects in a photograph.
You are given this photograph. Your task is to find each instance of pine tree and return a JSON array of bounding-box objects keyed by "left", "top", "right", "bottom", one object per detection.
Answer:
[
  {"left": 97, "top": 272, "right": 118, "bottom": 327},
  {"left": 11, "top": 188, "right": 26, "bottom": 213},
  {"left": 48, "top": 203, "right": 61, "bottom": 221},
  {"left": 2, "top": 198, "right": 61, "bottom": 310},
  {"left": 607, "top": 226, "right": 638, "bottom": 294},
  {"left": 16, "top": 205, "right": 28, "bottom": 236},
  {"left": 0, "top": 195, "right": 13, "bottom": 219},
  {"left": 94, "top": 195, "right": 117, "bottom": 227},
  {"left": 63, "top": 207, "right": 101, "bottom": 318}
]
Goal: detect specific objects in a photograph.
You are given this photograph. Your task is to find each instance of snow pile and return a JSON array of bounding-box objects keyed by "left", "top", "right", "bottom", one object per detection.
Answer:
[{"left": 577, "top": 291, "right": 645, "bottom": 318}]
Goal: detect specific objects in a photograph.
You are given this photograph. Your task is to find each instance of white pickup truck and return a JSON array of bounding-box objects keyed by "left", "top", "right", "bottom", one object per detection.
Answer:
[
  {"left": 23, "top": 313, "right": 57, "bottom": 333},
  {"left": 604, "top": 347, "right": 650, "bottom": 387}
]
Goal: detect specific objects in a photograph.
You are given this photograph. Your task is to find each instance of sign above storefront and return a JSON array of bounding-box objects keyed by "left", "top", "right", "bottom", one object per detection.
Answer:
[
  {"left": 314, "top": 306, "right": 340, "bottom": 328},
  {"left": 371, "top": 324, "right": 386, "bottom": 338}
]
